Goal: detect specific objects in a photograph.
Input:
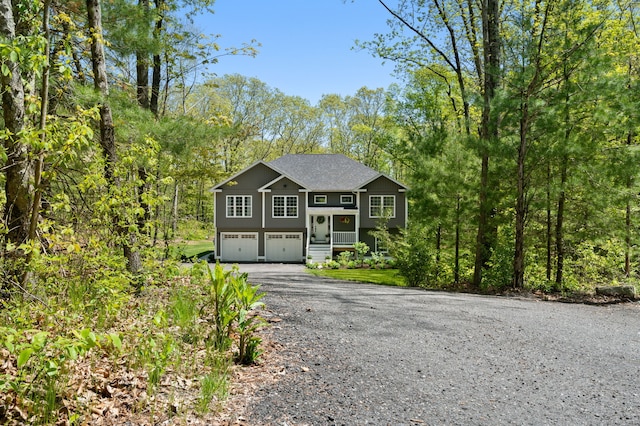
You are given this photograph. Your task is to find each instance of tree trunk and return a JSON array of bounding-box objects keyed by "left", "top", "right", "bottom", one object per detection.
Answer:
[
  {"left": 150, "top": 0, "right": 164, "bottom": 117},
  {"left": 136, "top": 0, "right": 150, "bottom": 108},
  {"left": 22, "top": 0, "right": 53, "bottom": 287},
  {"left": 625, "top": 131, "right": 633, "bottom": 277},
  {"left": 435, "top": 224, "right": 442, "bottom": 280},
  {"left": 472, "top": 0, "right": 501, "bottom": 288},
  {"left": 87, "top": 0, "right": 141, "bottom": 275},
  {"left": 136, "top": 53, "right": 150, "bottom": 109},
  {"left": 454, "top": 195, "right": 461, "bottom": 284},
  {"left": 546, "top": 162, "right": 553, "bottom": 281},
  {"left": 0, "top": 0, "right": 32, "bottom": 292},
  {"left": 555, "top": 155, "right": 567, "bottom": 286},
  {"left": 473, "top": 154, "right": 490, "bottom": 287},
  {"left": 172, "top": 182, "right": 179, "bottom": 238},
  {"left": 513, "top": 102, "right": 529, "bottom": 289}
]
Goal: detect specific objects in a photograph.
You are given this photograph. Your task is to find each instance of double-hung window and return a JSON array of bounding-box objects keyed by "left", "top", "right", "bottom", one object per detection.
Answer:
[
  {"left": 226, "top": 195, "right": 252, "bottom": 217},
  {"left": 369, "top": 195, "right": 395, "bottom": 218},
  {"left": 273, "top": 195, "right": 298, "bottom": 218}
]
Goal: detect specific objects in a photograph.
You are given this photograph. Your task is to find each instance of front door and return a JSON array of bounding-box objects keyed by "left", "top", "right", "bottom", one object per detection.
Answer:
[{"left": 312, "top": 215, "right": 330, "bottom": 243}]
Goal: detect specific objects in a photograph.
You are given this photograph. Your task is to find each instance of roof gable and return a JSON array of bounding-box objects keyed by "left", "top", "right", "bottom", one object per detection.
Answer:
[
  {"left": 268, "top": 154, "right": 383, "bottom": 191},
  {"left": 212, "top": 161, "right": 285, "bottom": 191}
]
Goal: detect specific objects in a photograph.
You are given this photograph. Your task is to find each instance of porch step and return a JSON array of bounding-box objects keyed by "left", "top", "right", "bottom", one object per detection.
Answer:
[{"left": 307, "top": 244, "right": 332, "bottom": 263}]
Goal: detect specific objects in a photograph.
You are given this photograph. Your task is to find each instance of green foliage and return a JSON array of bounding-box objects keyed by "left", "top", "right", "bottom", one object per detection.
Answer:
[
  {"left": 205, "top": 263, "right": 238, "bottom": 351},
  {"left": 37, "top": 233, "right": 133, "bottom": 330},
  {"left": 353, "top": 241, "right": 370, "bottom": 265},
  {"left": 564, "top": 240, "right": 629, "bottom": 293},
  {"left": 136, "top": 331, "right": 176, "bottom": 393},
  {"left": 176, "top": 219, "right": 215, "bottom": 241},
  {"left": 0, "top": 325, "right": 120, "bottom": 424},
  {"left": 337, "top": 250, "right": 353, "bottom": 266},
  {"left": 390, "top": 225, "right": 434, "bottom": 287},
  {"left": 170, "top": 286, "right": 200, "bottom": 342},
  {"left": 234, "top": 274, "right": 266, "bottom": 365},
  {"left": 482, "top": 227, "right": 515, "bottom": 291},
  {"left": 200, "top": 262, "right": 267, "bottom": 364},
  {"left": 196, "top": 359, "right": 229, "bottom": 414}
]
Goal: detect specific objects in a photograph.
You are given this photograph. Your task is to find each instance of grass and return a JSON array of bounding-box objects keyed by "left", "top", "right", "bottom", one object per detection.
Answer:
[
  {"left": 171, "top": 240, "right": 215, "bottom": 260},
  {"left": 307, "top": 268, "right": 407, "bottom": 287}
]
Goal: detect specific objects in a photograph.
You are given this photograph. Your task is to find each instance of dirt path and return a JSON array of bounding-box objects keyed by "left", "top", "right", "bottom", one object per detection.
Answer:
[{"left": 221, "top": 264, "right": 640, "bottom": 425}]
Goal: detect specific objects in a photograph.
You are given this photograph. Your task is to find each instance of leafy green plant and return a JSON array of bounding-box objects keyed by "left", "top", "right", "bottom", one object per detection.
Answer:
[
  {"left": 337, "top": 251, "right": 352, "bottom": 266},
  {"left": 370, "top": 251, "right": 388, "bottom": 269},
  {"left": 205, "top": 262, "right": 239, "bottom": 351},
  {"left": 233, "top": 273, "right": 266, "bottom": 365},
  {"left": 326, "top": 260, "right": 340, "bottom": 269},
  {"left": 353, "top": 241, "right": 370, "bottom": 264}
]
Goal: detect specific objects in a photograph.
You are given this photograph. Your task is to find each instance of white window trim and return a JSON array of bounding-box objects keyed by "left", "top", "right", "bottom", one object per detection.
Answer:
[
  {"left": 314, "top": 194, "right": 328, "bottom": 205},
  {"left": 375, "top": 237, "right": 388, "bottom": 254},
  {"left": 273, "top": 195, "right": 299, "bottom": 218},
  {"left": 369, "top": 195, "right": 396, "bottom": 218},
  {"left": 226, "top": 195, "right": 252, "bottom": 218},
  {"left": 340, "top": 194, "right": 354, "bottom": 204}
]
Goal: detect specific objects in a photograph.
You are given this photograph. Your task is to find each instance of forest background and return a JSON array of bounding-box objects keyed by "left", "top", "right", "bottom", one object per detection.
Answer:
[{"left": 0, "top": 0, "right": 639, "bottom": 423}]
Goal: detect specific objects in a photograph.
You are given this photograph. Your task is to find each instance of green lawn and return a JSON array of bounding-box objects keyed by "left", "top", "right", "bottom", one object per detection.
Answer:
[
  {"left": 307, "top": 268, "right": 407, "bottom": 287},
  {"left": 172, "top": 240, "right": 215, "bottom": 260}
]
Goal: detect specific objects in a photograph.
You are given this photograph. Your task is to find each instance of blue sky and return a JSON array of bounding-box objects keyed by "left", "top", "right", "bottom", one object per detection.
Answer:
[{"left": 192, "top": 0, "right": 399, "bottom": 105}]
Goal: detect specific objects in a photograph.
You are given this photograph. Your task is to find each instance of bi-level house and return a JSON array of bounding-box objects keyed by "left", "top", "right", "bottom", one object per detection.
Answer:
[{"left": 212, "top": 154, "right": 408, "bottom": 263}]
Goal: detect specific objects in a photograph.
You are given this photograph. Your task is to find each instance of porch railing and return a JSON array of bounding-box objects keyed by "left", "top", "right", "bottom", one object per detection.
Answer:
[{"left": 333, "top": 231, "right": 357, "bottom": 246}]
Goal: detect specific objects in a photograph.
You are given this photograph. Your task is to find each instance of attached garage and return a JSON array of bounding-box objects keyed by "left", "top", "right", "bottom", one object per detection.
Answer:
[
  {"left": 219, "top": 232, "right": 258, "bottom": 262},
  {"left": 265, "top": 232, "right": 303, "bottom": 263}
]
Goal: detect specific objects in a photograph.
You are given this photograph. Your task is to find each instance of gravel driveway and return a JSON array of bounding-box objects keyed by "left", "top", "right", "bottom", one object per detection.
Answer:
[{"left": 229, "top": 264, "right": 640, "bottom": 425}]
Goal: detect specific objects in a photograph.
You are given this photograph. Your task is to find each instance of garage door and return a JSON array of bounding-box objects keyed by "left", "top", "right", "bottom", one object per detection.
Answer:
[
  {"left": 220, "top": 233, "right": 258, "bottom": 262},
  {"left": 265, "top": 233, "right": 303, "bottom": 262}
]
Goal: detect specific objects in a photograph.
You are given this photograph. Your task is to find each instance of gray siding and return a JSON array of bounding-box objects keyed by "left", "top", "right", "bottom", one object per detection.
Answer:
[
  {"left": 359, "top": 176, "right": 406, "bottom": 229},
  {"left": 308, "top": 192, "right": 357, "bottom": 209},
  {"left": 264, "top": 178, "right": 306, "bottom": 229},
  {"left": 215, "top": 163, "right": 280, "bottom": 230}
]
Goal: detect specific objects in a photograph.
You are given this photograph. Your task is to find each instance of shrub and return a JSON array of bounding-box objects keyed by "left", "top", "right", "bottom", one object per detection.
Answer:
[
  {"left": 390, "top": 225, "right": 433, "bottom": 287},
  {"left": 353, "top": 242, "right": 369, "bottom": 263},
  {"left": 337, "top": 251, "right": 352, "bottom": 266},
  {"left": 370, "top": 251, "right": 388, "bottom": 269},
  {"left": 326, "top": 260, "right": 340, "bottom": 269}
]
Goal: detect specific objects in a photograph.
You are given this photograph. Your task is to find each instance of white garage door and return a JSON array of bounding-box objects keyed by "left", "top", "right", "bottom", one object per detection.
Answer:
[
  {"left": 220, "top": 233, "right": 258, "bottom": 262},
  {"left": 265, "top": 233, "right": 303, "bottom": 262}
]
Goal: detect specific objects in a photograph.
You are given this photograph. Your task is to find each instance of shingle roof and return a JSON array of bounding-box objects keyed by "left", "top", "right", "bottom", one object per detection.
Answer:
[{"left": 267, "top": 154, "right": 381, "bottom": 191}]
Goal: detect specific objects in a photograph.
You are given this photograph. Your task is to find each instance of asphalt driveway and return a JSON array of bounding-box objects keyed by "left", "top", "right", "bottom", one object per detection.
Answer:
[{"left": 229, "top": 263, "right": 640, "bottom": 425}]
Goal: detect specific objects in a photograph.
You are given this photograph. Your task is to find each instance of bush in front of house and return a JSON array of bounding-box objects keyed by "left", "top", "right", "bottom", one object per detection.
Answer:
[{"left": 390, "top": 225, "right": 433, "bottom": 287}]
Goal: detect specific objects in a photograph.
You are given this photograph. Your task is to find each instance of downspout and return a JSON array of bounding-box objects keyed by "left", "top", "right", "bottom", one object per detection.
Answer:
[
  {"left": 304, "top": 190, "right": 309, "bottom": 262},
  {"left": 354, "top": 190, "right": 361, "bottom": 243},
  {"left": 261, "top": 191, "right": 265, "bottom": 228},
  {"left": 403, "top": 189, "right": 408, "bottom": 227},
  {"left": 212, "top": 189, "right": 220, "bottom": 255}
]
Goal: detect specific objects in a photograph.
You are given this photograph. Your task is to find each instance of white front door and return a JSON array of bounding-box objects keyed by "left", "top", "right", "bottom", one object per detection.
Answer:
[{"left": 312, "top": 215, "right": 330, "bottom": 243}]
